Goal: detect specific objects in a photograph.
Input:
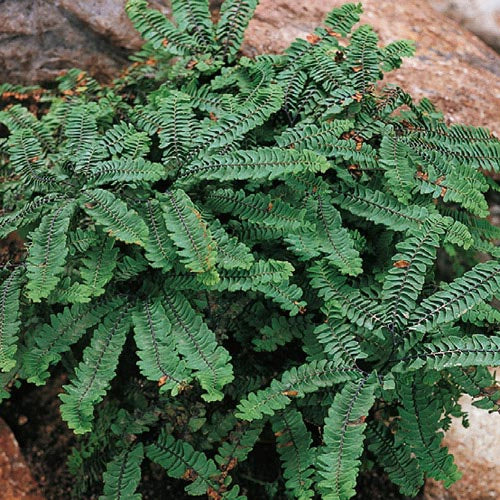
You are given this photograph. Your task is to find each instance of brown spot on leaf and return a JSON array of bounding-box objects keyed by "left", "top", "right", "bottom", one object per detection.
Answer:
[
  {"left": 394, "top": 260, "right": 410, "bottom": 268},
  {"left": 306, "top": 33, "right": 321, "bottom": 44}
]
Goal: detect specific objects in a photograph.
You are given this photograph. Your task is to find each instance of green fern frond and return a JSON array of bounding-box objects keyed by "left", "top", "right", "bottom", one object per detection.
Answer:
[
  {"left": 271, "top": 408, "right": 315, "bottom": 498},
  {"left": 64, "top": 104, "right": 99, "bottom": 153},
  {"left": 408, "top": 260, "right": 500, "bottom": 333},
  {"left": 178, "top": 147, "right": 329, "bottom": 185},
  {"left": 101, "top": 121, "right": 150, "bottom": 158},
  {"left": 206, "top": 188, "right": 308, "bottom": 233},
  {"left": 68, "top": 228, "right": 98, "bottom": 254},
  {"left": 324, "top": 3, "right": 363, "bottom": 37},
  {"left": 366, "top": 421, "right": 423, "bottom": 497},
  {"left": 256, "top": 280, "right": 306, "bottom": 315},
  {"left": 60, "top": 309, "right": 131, "bottom": 433},
  {"left": 191, "top": 84, "right": 283, "bottom": 156},
  {"left": 393, "top": 335, "right": 500, "bottom": 372},
  {"left": 253, "top": 315, "right": 309, "bottom": 352},
  {"left": 379, "top": 39, "right": 416, "bottom": 71},
  {"left": 0, "top": 193, "right": 64, "bottom": 239},
  {"left": 163, "top": 291, "right": 233, "bottom": 401},
  {"left": 216, "top": 0, "right": 259, "bottom": 60},
  {"left": 316, "top": 374, "right": 377, "bottom": 500},
  {"left": 78, "top": 237, "right": 119, "bottom": 299},
  {"left": 22, "top": 298, "right": 121, "bottom": 385},
  {"left": 379, "top": 132, "right": 416, "bottom": 203},
  {"left": 346, "top": 25, "right": 380, "bottom": 93},
  {"left": 161, "top": 189, "right": 218, "bottom": 281},
  {"left": 461, "top": 301, "right": 500, "bottom": 326},
  {"left": 25, "top": 200, "right": 75, "bottom": 301},
  {"left": 158, "top": 91, "right": 198, "bottom": 164},
  {"left": 0, "top": 104, "right": 52, "bottom": 150},
  {"left": 100, "top": 443, "right": 144, "bottom": 500},
  {"left": 276, "top": 120, "right": 352, "bottom": 153},
  {"left": 126, "top": 0, "right": 199, "bottom": 55},
  {"left": 140, "top": 199, "right": 177, "bottom": 271},
  {"left": 114, "top": 253, "right": 148, "bottom": 282},
  {"left": 215, "top": 420, "right": 264, "bottom": 471},
  {"left": 0, "top": 269, "right": 22, "bottom": 372},
  {"left": 213, "top": 259, "right": 294, "bottom": 291},
  {"left": 309, "top": 261, "right": 384, "bottom": 330},
  {"left": 80, "top": 189, "right": 149, "bottom": 246},
  {"left": 315, "top": 304, "right": 364, "bottom": 367},
  {"left": 133, "top": 298, "right": 191, "bottom": 394},
  {"left": 381, "top": 215, "right": 450, "bottom": 331},
  {"left": 209, "top": 219, "right": 254, "bottom": 270},
  {"left": 7, "top": 130, "right": 57, "bottom": 189},
  {"left": 147, "top": 430, "right": 219, "bottom": 496},
  {"left": 397, "top": 376, "right": 461, "bottom": 487},
  {"left": 87, "top": 158, "right": 165, "bottom": 186},
  {"left": 312, "top": 194, "right": 363, "bottom": 276},
  {"left": 443, "top": 219, "right": 474, "bottom": 249},
  {"left": 236, "top": 360, "right": 362, "bottom": 420},
  {"left": 332, "top": 185, "right": 428, "bottom": 232},
  {"left": 170, "top": 0, "right": 214, "bottom": 49}
]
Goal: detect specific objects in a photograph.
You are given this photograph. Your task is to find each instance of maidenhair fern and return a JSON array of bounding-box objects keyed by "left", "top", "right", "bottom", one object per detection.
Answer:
[{"left": 0, "top": 1, "right": 499, "bottom": 499}]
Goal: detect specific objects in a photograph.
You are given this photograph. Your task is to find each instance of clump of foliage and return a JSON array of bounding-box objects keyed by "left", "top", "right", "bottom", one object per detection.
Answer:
[{"left": 1, "top": 1, "right": 499, "bottom": 498}]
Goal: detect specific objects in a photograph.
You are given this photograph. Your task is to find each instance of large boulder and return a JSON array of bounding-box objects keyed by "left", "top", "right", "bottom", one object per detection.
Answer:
[
  {"left": 1, "top": 0, "right": 499, "bottom": 134},
  {"left": 241, "top": 0, "right": 500, "bottom": 134},
  {"left": 0, "top": 0, "right": 168, "bottom": 84},
  {"left": 432, "top": 0, "right": 500, "bottom": 53}
]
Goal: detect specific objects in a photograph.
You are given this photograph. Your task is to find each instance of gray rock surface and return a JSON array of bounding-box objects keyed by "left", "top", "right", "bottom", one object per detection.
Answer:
[
  {"left": 432, "top": 0, "right": 500, "bottom": 52},
  {"left": 1, "top": 1, "right": 499, "bottom": 135},
  {"left": 0, "top": 0, "right": 169, "bottom": 84}
]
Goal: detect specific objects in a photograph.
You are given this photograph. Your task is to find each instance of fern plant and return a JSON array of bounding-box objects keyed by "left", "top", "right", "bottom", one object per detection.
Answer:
[{"left": 1, "top": 1, "right": 499, "bottom": 499}]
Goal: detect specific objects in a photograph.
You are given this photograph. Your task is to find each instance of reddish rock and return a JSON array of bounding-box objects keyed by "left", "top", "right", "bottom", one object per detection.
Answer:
[
  {"left": 242, "top": 0, "right": 500, "bottom": 134},
  {"left": 1, "top": 0, "right": 499, "bottom": 135},
  {"left": 0, "top": 418, "right": 44, "bottom": 500},
  {"left": 424, "top": 396, "right": 500, "bottom": 500}
]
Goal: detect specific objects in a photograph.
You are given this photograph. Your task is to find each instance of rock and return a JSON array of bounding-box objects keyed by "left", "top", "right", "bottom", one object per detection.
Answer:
[
  {"left": 0, "top": 0, "right": 170, "bottom": 84},
  {"left": 242, "top": 0, "right": 500, "bottom": 134},
  {"left": 0, "top": 418, "right": 44, "bottom": 500},
  {"left": 432, "top": 0, "right": 500, "bottom": 52},
  {"left": 1, "top": 0, "right": 499, "bottom": 134},
  {"left": 424, "top": 395, "right": 500, "bottom": 500}
]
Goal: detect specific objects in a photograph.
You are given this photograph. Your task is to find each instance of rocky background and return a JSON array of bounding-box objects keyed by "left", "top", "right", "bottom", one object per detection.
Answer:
[
  {"left": 433, "top": 0, "right": 500, "bottom": 53},
  {"left": 0, "top": 1, "right": 499, "bottom": 499},
  {"left": 1, "top": 0, "right": 500, "bottom": 133}
]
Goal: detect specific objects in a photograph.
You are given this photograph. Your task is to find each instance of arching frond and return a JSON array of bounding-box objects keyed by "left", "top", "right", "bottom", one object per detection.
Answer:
[
  {"left": 60, "top": 309, "right": 131, "bottom": 433},
  {"left": 132, "top": 298, "right": 191, "bottom": 394},
  {"left": 25, "top": 200, "right": 75, "bottom": 301},
  {"left": 0, "top": 269, "right": 22, "bottom": 372},
  {"left": 317, "top": 374, "right": 377, "bottom": 499}
]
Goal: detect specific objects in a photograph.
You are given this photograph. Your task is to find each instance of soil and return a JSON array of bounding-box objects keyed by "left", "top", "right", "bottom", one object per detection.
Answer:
[{"left": 1, "top": 374, "right": 75, "bottom": 499}]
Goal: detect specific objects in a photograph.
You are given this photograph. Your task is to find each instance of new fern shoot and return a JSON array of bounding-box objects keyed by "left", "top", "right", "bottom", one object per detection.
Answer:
[{"left": 0, "top": 1, "right": 499, "bottom": 499}]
